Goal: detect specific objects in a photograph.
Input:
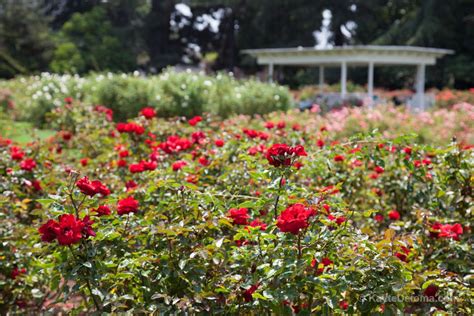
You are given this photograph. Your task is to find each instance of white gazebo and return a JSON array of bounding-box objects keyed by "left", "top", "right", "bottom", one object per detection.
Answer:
[{"left": 243, "top": 45, "right": 453, "bottom": 110}]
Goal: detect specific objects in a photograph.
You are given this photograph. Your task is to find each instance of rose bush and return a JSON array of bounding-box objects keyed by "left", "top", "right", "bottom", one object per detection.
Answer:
[{"left": 0, "top": 99, "right": 472, "bottom": 314}]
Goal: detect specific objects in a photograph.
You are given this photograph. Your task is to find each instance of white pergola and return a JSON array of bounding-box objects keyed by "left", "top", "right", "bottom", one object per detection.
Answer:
[{"left": 243, "top": 45, "right": 453, "bottom": 109}]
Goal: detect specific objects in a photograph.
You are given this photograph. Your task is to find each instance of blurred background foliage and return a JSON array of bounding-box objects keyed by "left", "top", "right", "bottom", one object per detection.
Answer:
[{"left": 0, "top": 0, "right": 473, "bottom": 88}]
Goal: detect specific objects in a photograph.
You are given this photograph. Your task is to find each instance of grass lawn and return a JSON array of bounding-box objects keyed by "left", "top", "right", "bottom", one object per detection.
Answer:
[{"left": 1, "top": 120, "right": 56, "bottom": 144}]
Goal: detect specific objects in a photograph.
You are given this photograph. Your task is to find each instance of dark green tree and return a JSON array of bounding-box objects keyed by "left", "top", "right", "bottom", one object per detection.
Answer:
[{"left": 0, "top": 0, "right": 54, "bottom": 78}]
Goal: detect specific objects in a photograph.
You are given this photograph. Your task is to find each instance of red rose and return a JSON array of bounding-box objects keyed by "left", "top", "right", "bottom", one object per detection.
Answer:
[
  {"left": 388, "top": 210, "right": 400, "bottom": 220},
  {"left": 125, "top": 180, "right": 138, "bottom": 191},
  {"left": 39, "top": 219, "right": 60, "bottom": 242},
  {"left": 172, "top": 160, "right": 188, "bottom": 171},
  {"left": 423, "top": 284, "right": 438, "bottom": 298},
  {"left": 80, "top": 158, "right": 88, "bottom": 166},
  {"left": 277, "top": 203, "right": 315, "bottom": 234},
  {"left": 81, "top": 215, "right": 95, "bottom": 238},
  {"left": 56, "top": 214, "right": 85, "bottom": 245},
  {"left": 339, "top": 300, "right": 349, "bottom": 310},
  {"left": 92, "top": 205, "right": 111, "bottom": 216},
  {"left": 215, "top": 139, "right": 225, "bottom": 147},
  {"left": 140, "top": 107, "right": 156, "bottom": 119},
  {"left": 374, "top": 214, "right": 384, "bottom": 222},
  {"left": 316, "top": 139, "right": 325, "bottom": 148},
  {"left": 188, "top": 115, "right": 202, "bottom": 126},
  {"left": 130, "top": 163, "right": 145, "bottom": 173},
  {"left": 198, "top": 156, "right": 210, "bottom": 166},
  {"left": 76, "top": 177, "right": 110, "bottom": 197},
  {"left": 119, "top": 150, "right": 129, "bottom": 158},
  {"left": 334, "top": 155, "right": 344, "bottom": 162},
  {"left": 265, "top": 144, "right": 307, "bottom": 167},
  {"left": 117, "top": 197, "right": 139, "bottom": 215},
  {"left": 374, "top": 166, "right": 385, "bottom": 174},
  {"left": 264, "top": 121, "right": 274, "bottom": 129},
  {"left": 227, "top": 208, "right": 250, "bottom": 225},
  {"left": 437, "top": 223, "right": 463, "bottom": 240},
  {"left": 20, "top": 158, "right": 36, "bottom": 171}
]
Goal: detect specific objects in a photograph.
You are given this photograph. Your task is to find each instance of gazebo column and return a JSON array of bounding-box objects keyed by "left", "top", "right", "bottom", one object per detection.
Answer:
[
  {"left": 367, "top": 62, "right": 374, "bottom": 107},
  {"left": 341, "top": 61, "right": 347, "bottom": 98},
  {"left": 267, "top": 63, "right": 274, "bottom": 83},
  {"left": 319, "top": 65, "right": 325, "bottom": 92},
  {"left": 415, "top": 64, "right": 426, "bottom": 110}
]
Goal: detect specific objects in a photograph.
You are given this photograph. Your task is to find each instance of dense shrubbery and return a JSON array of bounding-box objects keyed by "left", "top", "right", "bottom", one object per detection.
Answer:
[
  {"left": 0, "top": 71, "right": 291, "bottom": 125},
  {"left": 0, "top": 99, "right": 472, "bottom": 314}
]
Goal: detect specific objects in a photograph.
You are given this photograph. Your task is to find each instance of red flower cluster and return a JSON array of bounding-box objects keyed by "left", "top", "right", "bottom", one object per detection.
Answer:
[
  {"left": 129, "top": 160, "right": 157, "bottom": 173},
  {"left": 117, "top": 196, "right": 139, "bottom": 215},
  {"left": 76, "top": 176, "right": 111, "bottom": 197},
  {"left": 140, "top": 107, "right": 156, "bottom": 119},
  {"left": 227, "top": 208, "right": 250, "bottom": 225},
  {"left": 94, "top": 105, "right": 113, "bottom": 121},
  {"left": 116, "top": 122, "right": 145, "bottom": 135},
  {"left": 430, "top": 222, "right": 463, "bottom": 240},
  {"left": 38, "top": 214, "right": 95, "bottom": 245},
  {"left": 159, "top": 136, "right": 192, "bottom": 154},
  {"left": 265, "top": 144, "right": 307, "bottom": 167},
  {"left": 277, "top": 203, "right": 315, "bottom": 234},
  {"left": 10, "top": 146, "right": 25, "bottom": 161}
]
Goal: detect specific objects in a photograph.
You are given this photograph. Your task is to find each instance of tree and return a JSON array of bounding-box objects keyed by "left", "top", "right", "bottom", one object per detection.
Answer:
[
  {"left": 50, "top": 6, "right": 135, "bottom": 74},
  {"left": 0, "top": 0, "right": 54, "bottom": 78}
]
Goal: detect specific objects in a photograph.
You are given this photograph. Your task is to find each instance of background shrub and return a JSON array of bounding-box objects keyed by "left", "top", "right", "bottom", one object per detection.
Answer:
[{"left": 0, "top": 71, "right": 292, "bottom": 126}]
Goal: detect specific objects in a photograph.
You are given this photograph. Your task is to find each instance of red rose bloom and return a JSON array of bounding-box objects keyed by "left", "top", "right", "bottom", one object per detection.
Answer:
[
  {"left": 81, "top": 215, "right": 95, "bottom": 238},
  {"left": 424, "top": 284, "right": 438, "bottom": 298},
  {"left": 125, "top": 180, "right": 138, "bottom": 191},
  {"left": 374, "top": 214, "right": 384, "bottom": 222},
  {"left": 339, "top": 300, "right": 349, "bottom": 310},
  {"left": 227, "top": 208, "right": 250, "bottom": 225},
  {"left": 215, "top": 139, "right": 225, "bottom": 147},
  {"left": 140, "top": 107, "right": 156, "bottom": 119},
  {"left": 38, "top": 219, "right": 60, "bottom": 242},
  {"left": 277, "top": 203, "right": 315, "bottom": 234},
  {"left": 117, "top": 197, "right": 139, "bottom": 215},
  {"left": 76, "top": 177, "right": 110, "bottom": 197},
  {"left": 172, "top": 160, "right": 188, "bottom": 171},
  {"left": 334, "top": 155, "right": 344, "bottom": 162},
  {"left": 433, "top": 223, "right": 463, "bottom": 240},
  {"left": 388, "top": 210, "right": 400, "bottom": 220},
  {"left": 56, "top": 214, "right": 85, "bottom": 245},
  {"left": 92, "top": 205, "right": 111, "bottom": 216},
  {"left": 20, "top": 158, "right": 36, "bottom": 171},
  {"left": 374, "top": 166, "right": 385, "bottom": 174},
  {"left": 265, "top": 144, "right": 307, "bottom": 167},
  {"left": 188, "top": 115, "right": 202, "bottom": 126},
  {"left": 80, "top": 158, "right": 88, "bottom": 166}
]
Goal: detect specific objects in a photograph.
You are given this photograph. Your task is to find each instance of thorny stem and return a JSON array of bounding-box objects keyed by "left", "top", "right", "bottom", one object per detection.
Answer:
[{"left": 273, "top": 176, "right": 284, "bottom": 219}]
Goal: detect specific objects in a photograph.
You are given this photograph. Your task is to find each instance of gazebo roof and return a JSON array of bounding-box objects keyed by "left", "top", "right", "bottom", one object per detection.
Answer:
[{"left": 242, "top": 45, "right": 454, "bottom": 66}]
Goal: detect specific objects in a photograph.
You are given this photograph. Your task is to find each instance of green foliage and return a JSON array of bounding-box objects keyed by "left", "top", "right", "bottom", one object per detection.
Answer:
[
  {"left": 0, "top": 72, "right": 292, "bottom": 125},
  {"left": 50, "top": 7, "right": 135, "bottom": 74},
  {"left": 0, "top": 103, "right": 472, "bottom": 314}
]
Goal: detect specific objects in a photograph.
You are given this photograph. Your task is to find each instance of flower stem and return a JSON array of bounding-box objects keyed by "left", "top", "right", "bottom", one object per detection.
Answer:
[{"left": 273, "top": 176, "right": 284, "bottom": 219}]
